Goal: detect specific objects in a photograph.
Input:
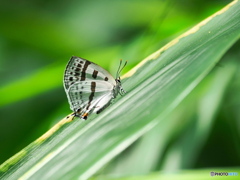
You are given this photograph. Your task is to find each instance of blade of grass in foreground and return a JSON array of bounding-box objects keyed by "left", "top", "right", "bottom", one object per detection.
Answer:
[
  {"left": 1, "top": 0, "right": 240, "bottom": 179},
  {"left": 102, "top": 59, "right": 237, "bottom": 176},
  {"left": 161, "top": 60, "right": 237, "bottom": 170}
]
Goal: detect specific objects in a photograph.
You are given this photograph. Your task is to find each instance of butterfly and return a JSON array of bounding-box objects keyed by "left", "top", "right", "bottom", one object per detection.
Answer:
[{"left": 64, "top": 56, "right": 127, "bottom": 120}]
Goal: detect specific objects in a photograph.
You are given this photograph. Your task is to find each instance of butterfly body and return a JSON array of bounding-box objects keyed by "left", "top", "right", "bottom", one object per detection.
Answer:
[{"left": 64, "top": 56, "right": 126, "bottom": 120}]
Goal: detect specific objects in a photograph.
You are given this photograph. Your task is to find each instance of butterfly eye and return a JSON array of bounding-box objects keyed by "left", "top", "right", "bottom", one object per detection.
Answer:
[{"left": 116, "top": 77, "right": 121, "bottom": 83}]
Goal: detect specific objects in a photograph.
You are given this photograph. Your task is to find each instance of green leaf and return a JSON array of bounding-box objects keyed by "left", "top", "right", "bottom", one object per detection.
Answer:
[
  {"left": 101, "top": 57, "right": 237, "bottom": 176},
  {"left": 1, "top": 1, "right": 240, "bottom": 179},
  {"left": 161, "top": 60, "right": 237, "bottom": 170}
]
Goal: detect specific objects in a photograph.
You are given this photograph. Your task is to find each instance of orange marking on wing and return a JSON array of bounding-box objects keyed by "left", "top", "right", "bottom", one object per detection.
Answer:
[
  {"left": 83, "top": 113, "right": 88, "bottom": 116},
  {"left": 81, "top": 113, "right": 89, "bottom": 120}
]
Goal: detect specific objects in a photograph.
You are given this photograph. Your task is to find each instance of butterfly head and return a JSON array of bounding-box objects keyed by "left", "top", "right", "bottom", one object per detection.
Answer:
[{"left": 115, "top": 59, "right": 127, "bottom": 96}]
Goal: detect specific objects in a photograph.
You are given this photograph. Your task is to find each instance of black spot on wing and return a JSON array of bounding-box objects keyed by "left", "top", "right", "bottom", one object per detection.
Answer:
[
  {"left": 86, "top": 82, "right": 96, "bottom": 110},
  {"left": 92, "top": 70, "right": 98, "bottom": 79},
  {"left": 104, "top": 77, "right": 108, "bottom": 81},
  {"left": 81, "top": 61, "right": 91, "bottom": 81},
  {"left": 91, "top": 81, "right": 96, "bottom": 92},
  {"left": 82, "top": 114, "right": 88, "bottom": 120}
]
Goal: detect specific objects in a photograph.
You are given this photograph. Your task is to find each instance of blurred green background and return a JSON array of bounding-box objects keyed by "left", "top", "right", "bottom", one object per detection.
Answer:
[{"left": 0, "top": 0, "right": 239, "bottom": 178}]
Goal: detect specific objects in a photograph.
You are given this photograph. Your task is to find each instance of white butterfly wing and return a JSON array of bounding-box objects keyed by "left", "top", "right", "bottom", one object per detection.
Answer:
[
  {"left": 67, "top": 80, "right": 114, "bottom": 118},
  {"left": 92, "top": 92, "right": 113, "bottom": 114},
  {"left": 64, "top": 56, "right": 116, "bottom": 91}
]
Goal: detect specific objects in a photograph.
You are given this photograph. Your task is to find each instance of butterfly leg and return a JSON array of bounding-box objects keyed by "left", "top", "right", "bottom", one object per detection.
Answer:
[
  {"left": 119, "top": 87, "right": 126, "bottom": 96},
  {"left": 65, "top": 112, "right": 76, "bottom": 121}
]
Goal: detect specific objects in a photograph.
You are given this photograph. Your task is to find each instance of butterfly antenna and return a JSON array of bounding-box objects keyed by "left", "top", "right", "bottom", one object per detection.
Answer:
[
  {"left": 116, "top": 59, "right": 122, "bottom": 78},
  {"left": 120, "top": 60, "right": 127, "bottom": 74},
  {"left": 116, "top": 59, "right": 127, "bottom": 78}
]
